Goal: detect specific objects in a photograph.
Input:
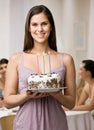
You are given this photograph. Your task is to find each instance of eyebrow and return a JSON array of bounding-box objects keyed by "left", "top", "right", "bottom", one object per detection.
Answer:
[{"left": 30, "top": 20, "right": 49, "bottom": 23}]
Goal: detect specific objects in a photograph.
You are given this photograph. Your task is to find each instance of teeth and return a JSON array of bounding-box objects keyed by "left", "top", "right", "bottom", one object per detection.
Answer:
[{"left": 37, "top": 34, "right": 44, "bottom": 38}]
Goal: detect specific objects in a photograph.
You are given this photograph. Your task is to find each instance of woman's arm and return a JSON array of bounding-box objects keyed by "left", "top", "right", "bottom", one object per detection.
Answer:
[
  {"left": 77, "top": 85, "right": 88, "bottom": 105},
  {"left": 49, "top": 53, "right": 76, "bottom": 110},
  {"left": 73, "top": 85, "right": 94, "bottom": 111},
  {"left": 73, "top": 98, "right": 94, "bottom": 111},
  {"left": 4, "top": 53, "right": 31, "bottom": 108}
]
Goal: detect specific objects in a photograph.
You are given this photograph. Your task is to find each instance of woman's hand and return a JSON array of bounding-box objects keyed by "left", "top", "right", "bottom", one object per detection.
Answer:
[
  {"left": 48, "top": 90, "right": 62, "bottom": 99},
  {"left": 26, "top": 90, "right": 49, "bottom": 98},
  {"left": 26, "top": 90, "right": 62, "bottom": 99}
]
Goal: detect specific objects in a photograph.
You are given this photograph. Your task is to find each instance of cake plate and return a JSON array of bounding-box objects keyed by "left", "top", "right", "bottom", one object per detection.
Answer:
[{"left": 27, "top": 87, "right": 67, "bottom": 93}]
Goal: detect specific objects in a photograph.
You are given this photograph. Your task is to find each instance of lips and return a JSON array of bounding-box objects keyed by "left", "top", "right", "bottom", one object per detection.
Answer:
[
  {"left": 36, "top": 32, "right": 45, "bottom": 35},
  {"left": 36, "top": 33, "right": 45, "bottom": 38}
]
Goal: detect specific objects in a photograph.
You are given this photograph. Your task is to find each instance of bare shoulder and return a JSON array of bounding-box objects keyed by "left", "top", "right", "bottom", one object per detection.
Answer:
[
  {"left": 84, "top": 83, "right": 89, "bottom": 94},
  {"left": 63, "top": 53, "right": 74, "bottom": 66},
  {"left": 9, "top": 52, "right": 21, "bottom": 62},
  {"left": 8, "top": 52, "right": 22, "bottom": 67}
]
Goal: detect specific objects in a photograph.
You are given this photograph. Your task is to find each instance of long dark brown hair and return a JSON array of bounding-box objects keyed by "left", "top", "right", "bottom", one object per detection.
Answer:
[{"left": 23, "top": 5, "right": 57, "bottom": 52}]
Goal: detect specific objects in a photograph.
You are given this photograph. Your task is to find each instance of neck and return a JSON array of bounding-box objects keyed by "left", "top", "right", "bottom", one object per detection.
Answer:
[
  {"left": 86, "top": 78, "right": 94, "bottom": 87},
  {"left": 0, "top": 77, "right": 5, "bottom": 88},
  {"left": 31, "top": 45, "right": 51, "bottom": 54}
]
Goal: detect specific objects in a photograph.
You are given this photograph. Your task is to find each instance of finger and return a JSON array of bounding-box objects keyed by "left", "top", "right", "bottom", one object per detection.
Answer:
[{"left": 26, "top": 90, "right": 33, "bottom": 95}]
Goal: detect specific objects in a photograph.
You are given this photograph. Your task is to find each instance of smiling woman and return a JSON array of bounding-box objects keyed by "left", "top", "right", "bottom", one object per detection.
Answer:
[
  {"left": 4, "top": 5, "right": 76, "bottom": 130},
  {"left": 29, "top": 12, "right": 52, "bottom": 45}
]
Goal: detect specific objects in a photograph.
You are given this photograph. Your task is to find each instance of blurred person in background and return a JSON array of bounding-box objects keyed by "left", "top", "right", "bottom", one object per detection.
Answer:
[
  {"left": 73, "top": 59, "right": 94, "bottom": 111},
  {"left": 0, "top": 58, "right": 8, "bottom": 107}
]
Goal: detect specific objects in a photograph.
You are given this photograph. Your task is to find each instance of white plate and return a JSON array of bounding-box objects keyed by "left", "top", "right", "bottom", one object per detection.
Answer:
[{"left": 27, "top": 87, "right": 67, "bottom": 93}]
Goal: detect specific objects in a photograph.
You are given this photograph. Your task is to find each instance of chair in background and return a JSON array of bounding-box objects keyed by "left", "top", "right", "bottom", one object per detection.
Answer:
[{"left": 0, "top": 114, "right": 15, "bottom": 130}]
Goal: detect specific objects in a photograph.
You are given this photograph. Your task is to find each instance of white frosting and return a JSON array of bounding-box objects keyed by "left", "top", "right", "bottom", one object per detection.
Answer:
[{"left": 27, "top": 73, "right": 61, "bottom": 90}]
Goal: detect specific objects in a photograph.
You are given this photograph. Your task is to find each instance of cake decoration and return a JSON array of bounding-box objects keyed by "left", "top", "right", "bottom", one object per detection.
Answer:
[{"left": 27, "top": 53, "right": 62, "bottom": 91}]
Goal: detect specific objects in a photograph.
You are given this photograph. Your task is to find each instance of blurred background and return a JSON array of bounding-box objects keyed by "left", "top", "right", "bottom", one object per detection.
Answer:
[{"left": 0, "top": 0, "right": 94, "bottom": 83}]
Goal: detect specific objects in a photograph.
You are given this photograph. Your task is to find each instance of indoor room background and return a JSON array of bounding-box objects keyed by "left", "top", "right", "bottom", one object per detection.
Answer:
[{"left": 0, "top": 0, "right": 94, "bottom": 84}]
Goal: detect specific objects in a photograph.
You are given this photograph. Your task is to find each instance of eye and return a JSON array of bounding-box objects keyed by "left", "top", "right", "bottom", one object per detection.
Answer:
[
  {"left": 0, "top": 67, "right": 3, "bottom": 70},
  {"left": 42, "top": 22, "right": 49, "bottom": 26},
  {"left": 5, "top": 66, "right": 7, "bottom": 69},
  {"left": 31, "top": 23, "right": 38, "bottom": 26},
  {"left": 42, "top": 22, "right": 48, "bottom": 25}
]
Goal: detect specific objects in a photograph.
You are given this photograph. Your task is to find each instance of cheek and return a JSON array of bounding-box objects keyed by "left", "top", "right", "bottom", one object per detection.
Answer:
[
  {"left": 79, "top": 71, "right": 84, "bottom": 77},
  {"left": 79, "top": 73, "right": 86, "bottom": 80},
  {"left": 29, "top": 25, "right": 35, "bottom": 33},
  {"left": 0, "top": 71, "right": 3, "bottom": 74},
  {"left": 79, "top": 74, "right": 84, "bottom": 80},
  {"left": 78, "top": 70, "right": 82, "bottom": 75},
  {"left": 45, "top": 24, "right": 51, "bottom": 32},
  {"left": 29, "top": 28, "right": 33, "bottom": 34},
  {"left": 48, "top": 26, "right": 52, "bottom": 33},
  {"left": 46, "top": 28, "right": 52, "bottom": 37},
  {"left": 29, "top": 28, "right": 35, "bottom": 37}
]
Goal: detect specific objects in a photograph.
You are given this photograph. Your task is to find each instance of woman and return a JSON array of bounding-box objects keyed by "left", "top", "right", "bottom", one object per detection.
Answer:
[
  {"left": 0, "top": 58, "right": 8, "bottom": 107},
  {"left": 73, "top": 59, "right": 94, "bottom": 111},
  {"left": 4, "top": 5, "right": 76, "bottom": 130}
]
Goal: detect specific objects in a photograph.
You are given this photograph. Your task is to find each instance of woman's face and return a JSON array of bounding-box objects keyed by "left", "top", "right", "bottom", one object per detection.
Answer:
[
  {"left": 0, "top": 63, "right": 7, "bottom": 77},
  {"left": 29, "top": 12, "right": 52, "bottom": 44},
  {"left": 79, "top": 63, "right": 87, "bottom": 80}
]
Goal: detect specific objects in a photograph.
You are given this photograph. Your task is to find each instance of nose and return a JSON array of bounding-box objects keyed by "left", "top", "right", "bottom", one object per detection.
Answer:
[
  {"left": 2, "top": 67, "right": 7, "bottom": 73},
  {"left": 37, "top": 25, "right": 43, "bottom": 31}
]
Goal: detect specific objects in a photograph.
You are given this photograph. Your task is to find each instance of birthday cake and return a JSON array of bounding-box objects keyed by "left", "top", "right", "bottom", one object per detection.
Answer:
[{"left": 27, "top": 73, "right": 62, "bottom": 90}]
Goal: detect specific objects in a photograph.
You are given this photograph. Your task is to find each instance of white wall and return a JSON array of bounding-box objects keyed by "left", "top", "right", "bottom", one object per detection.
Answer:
[
  {"left": 0, "top": 0, "right": 93, "bottom": 83},
  {"left": 87, "top": 0, "right": 94, "bottom": 59},
  {"left": 9, "top": 0, "right": 25, "bottom": 55},
  {"left": 0, "top": 0, "right": 10, "bottom": 59},
  {"left": 61, "top": 0, "right": 90, "bottom": 83}
]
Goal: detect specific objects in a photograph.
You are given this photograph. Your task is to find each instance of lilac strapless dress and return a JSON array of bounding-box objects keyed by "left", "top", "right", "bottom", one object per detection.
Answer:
[{"left": 13, "top": 53, "right": 68, "bottom": 130}]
